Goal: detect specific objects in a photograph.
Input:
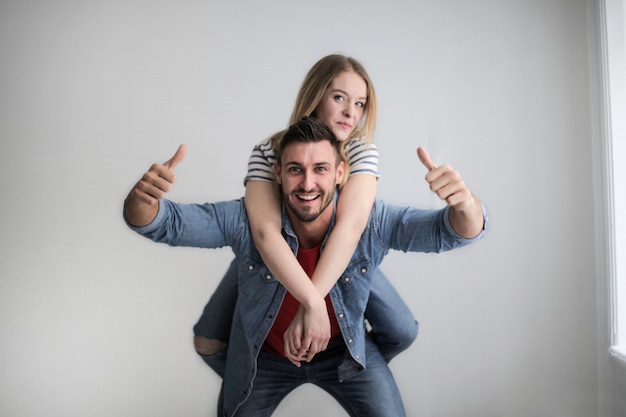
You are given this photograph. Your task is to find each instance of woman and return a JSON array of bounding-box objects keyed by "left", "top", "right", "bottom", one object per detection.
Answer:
[{"left": 193, "top": 54, "right": 418, "bottom": 369}]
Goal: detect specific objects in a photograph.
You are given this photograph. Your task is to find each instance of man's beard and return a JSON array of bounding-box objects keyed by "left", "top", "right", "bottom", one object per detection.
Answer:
[{"left": 285, "top": 188, "right": 334, "bottom": 223}]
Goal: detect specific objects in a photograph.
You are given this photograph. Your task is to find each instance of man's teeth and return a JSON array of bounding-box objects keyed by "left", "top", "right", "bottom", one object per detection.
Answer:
[{"left": 298, "top": 195, "right": 317, "bottom": 201}]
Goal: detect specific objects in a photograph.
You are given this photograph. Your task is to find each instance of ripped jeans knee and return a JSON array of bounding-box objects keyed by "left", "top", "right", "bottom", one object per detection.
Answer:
[{"left": 194, "top": 336, "right": 227, "bottom": 357}]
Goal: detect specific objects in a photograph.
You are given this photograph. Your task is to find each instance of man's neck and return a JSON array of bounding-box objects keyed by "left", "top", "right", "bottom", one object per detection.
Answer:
[{"left": 287, "top": 208, "right": 333, "bottom": 250}]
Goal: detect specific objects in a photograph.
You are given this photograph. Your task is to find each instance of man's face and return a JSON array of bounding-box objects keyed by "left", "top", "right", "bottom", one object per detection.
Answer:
[{"left": 275, "top": 140, "right": 344, "bottom": 223}]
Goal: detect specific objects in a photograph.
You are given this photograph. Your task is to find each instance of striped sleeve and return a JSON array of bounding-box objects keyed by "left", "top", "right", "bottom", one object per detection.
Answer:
[
  {"left": 244, "top": 139, "right": 277, "bottom": 185},
  {"left": 345, "top": 137, "right": 380, "bottom": 178}
]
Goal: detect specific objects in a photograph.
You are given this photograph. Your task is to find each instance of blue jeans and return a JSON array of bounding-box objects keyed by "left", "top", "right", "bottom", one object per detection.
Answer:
[
  {"left": 220, "top": 336, "right": 406, "bottom": 417},
  {"left": 365, "top": 268, "right": 419, "bottom": 362},
  {"left": 193, "top": 259, "right": 418, "bottom": 372}
]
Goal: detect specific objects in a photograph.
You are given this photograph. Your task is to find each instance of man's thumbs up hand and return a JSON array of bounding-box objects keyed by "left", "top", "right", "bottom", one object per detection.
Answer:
[
  {"left": 163, "top": 144, "right": 187, "bottom": 170},
  {"left": 124, "top": 145, "right": 187, "bottom": 227},
  {"left": 417, "top": 146, "right": 473, "bottom": 211}
]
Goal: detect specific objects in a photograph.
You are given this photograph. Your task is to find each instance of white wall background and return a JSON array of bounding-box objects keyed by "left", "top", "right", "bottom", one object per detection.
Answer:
[{"left": 1, "top": 0, "right": 624, "bottom": 416}]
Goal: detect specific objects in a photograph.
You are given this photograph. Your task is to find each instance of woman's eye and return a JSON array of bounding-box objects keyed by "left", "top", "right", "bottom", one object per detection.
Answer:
[
  {"left": 334, "top": 95, "right": 345, "bottom": 101},
  {"left": 356, "top": 101, "right": 365, "bottom": 108}
]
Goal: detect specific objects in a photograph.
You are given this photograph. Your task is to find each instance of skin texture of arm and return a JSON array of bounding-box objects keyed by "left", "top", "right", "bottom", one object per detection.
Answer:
[
  {"left": 245, "top": 174, "right": 376, "bottom": 365},
  {"left": 282, "top": 173, "right": 376, "bottom": 361},
  {"left": 245, "top": 180, "right": 330, "bottom": 365},
  {"left": 310, "top": 174, "right": 376, "bottom": 295}
]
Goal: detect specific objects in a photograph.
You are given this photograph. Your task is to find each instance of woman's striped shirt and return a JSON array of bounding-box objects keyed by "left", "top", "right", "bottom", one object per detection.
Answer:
[{"left": 244, "top": 136, "right": 379, "bottom": 184}]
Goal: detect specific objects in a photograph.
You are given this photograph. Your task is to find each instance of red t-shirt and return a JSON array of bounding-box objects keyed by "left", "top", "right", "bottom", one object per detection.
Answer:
[{"left": 262, "top": 245, "right": 341, "bottom": 358}]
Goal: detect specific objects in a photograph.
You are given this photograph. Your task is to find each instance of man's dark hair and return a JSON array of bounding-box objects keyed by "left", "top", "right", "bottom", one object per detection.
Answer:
[{"left": 276, "top": 117, "right": 341, "bottom": 166}]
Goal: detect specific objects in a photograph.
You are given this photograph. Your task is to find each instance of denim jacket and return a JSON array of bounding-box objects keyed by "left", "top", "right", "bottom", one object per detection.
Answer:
[{"left": 127, "top": 195, "right": 487, "bottom": 416}]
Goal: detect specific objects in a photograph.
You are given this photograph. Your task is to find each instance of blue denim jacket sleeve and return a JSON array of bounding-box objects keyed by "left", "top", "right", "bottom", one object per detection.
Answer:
[
  {"left": 372, "top": 200, "right": 487, "bottom": 253},
  {"left": 124, "top": 198, "right": 247, "bottom": 249}
]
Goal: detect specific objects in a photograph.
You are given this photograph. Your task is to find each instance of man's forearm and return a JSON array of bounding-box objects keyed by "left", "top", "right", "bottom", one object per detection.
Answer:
[
  {"left": 449, "top": 194, "right": 485, "bottom": 239},
  {"left": 124, "top": 195, "right": 159, "bottom": 227}
]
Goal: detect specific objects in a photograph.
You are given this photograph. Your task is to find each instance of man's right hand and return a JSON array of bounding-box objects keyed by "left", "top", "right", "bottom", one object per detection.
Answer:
[{"left": 124, "top": 144, "right": 187, "bottom": 227}]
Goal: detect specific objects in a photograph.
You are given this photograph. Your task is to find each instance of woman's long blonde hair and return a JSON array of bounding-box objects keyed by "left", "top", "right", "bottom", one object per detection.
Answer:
[{"left": 269, "top": 54, "right": 378, "bottom": 156}]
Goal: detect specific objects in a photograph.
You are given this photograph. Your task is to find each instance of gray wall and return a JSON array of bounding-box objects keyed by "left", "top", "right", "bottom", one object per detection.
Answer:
[{"left": 0, "top": 0, "right": 622, "bottom": 416}]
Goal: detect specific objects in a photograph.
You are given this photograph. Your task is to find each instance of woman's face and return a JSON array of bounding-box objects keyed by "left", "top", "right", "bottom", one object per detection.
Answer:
[{"left": 313, "top": 70, "right": 367, "bottom": 141}]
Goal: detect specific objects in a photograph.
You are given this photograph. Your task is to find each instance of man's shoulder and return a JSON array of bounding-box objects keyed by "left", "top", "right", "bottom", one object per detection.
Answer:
[
  {"left": 368, "top": 199, "right": 395, "bottom": 219},
  {"left": 209, "top": 198, "right": 251, "bottom": 235},
  {"left": 213, "top": 198, "right": 247, "bottom": 215},
  {"left": 221, "top": 197, "right": 254, "bottom": 235},
  {"left": 363, "top": 199, "right": 420, "bottom": 236},
  {"left": 227, "top": 198, "right": 250, "bottom": 223}
]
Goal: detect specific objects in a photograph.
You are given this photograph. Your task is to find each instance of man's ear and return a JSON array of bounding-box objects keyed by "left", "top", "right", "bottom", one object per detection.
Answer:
[
  {"left": 336, "top": 161, "right": 345, "bottom": 185},
  {"left": 274, "top": 161, "right": 281, "bottom": 184}
]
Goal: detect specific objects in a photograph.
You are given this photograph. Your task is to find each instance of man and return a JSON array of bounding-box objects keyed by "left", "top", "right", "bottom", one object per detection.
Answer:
[{"left": 124, "top": 117, "right": 487, "bottom": 416}]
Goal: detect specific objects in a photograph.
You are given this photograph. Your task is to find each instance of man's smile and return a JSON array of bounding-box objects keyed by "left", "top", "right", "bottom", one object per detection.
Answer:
[{"left": 295, "top": 193, "right": 320, "bottom": 202}]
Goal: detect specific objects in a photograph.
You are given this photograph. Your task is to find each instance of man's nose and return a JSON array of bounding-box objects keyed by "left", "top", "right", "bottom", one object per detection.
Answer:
[{"left": 301, "top": 171, "right": 315, "bottom": 190}]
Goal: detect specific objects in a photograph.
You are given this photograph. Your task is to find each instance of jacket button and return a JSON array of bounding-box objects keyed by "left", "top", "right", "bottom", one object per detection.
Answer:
[
  {"left": 265, "top": 275, "right": 271, "bottom": 280},
  {"left": 344, "top": 277, "right": 350, "bottom": 283},
  {"left": 248, "top": 265, "right": 254, "bottom": 270},
  {"left": 348, "top": 339, "right": 353, "bottom": 344},
  {"left": 361, "top": 267, "right": 367, "bottom": 273}
]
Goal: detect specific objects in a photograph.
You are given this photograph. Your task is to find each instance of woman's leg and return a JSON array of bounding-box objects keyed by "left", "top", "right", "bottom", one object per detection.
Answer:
[
  {"left": 365, "top": 268, "right": 419, "bottom": 363},
  {"left": 193, "top": 258, "right": 239, "bottom": 377}
]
